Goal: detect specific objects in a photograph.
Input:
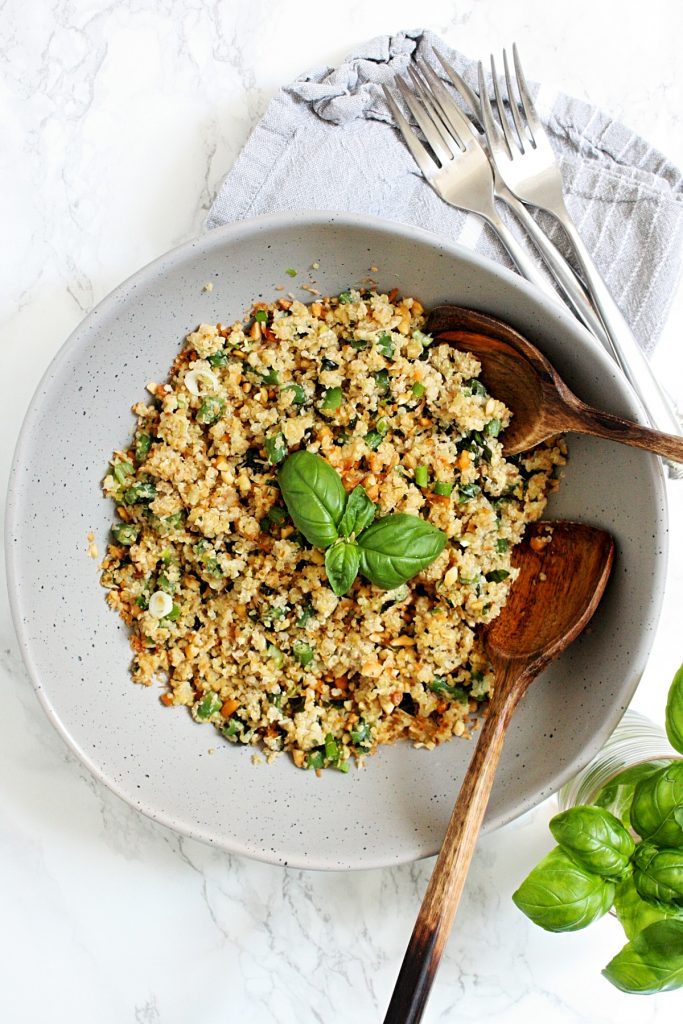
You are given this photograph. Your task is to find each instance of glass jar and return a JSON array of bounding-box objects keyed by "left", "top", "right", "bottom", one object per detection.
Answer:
[{"left": 557, "top": 709, "right": 682, "bottom": 816}]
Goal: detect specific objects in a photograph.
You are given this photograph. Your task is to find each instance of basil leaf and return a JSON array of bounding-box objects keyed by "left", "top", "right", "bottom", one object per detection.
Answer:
[
  {"left": 633, "top": 842, "right": 683, "bottom": 905},
  {"left": 666, "top": 662, "right": 683, "bottom": 755},
  {"left": 357, "top": 514, "right": 447, "bottom": 590},
  {"left": 338, "top": 486, "right": 376, "bottom": 539},
  {"left": 325, "top": 541, "right": 361, "bottom": 596},
  {"left": 603, "top": 920, "right": 683, "bottom": 993},
  {"left": 593, "top": 760, "right": 671, "bottom": 829},
  {"left": 614, "top": 874, "right": 683, "bottom": 941},
  {"left": 512, "top": 846, "right": 615, "bottom": 932},
  {"left": 631, "top": 761, "right": 683, "bottom": 846},
  {"left": 277, "top": 451, "right": 346, "bottom": 549},
  {"left": 549, "top": 806, "right": 635, "bottom": 879}
]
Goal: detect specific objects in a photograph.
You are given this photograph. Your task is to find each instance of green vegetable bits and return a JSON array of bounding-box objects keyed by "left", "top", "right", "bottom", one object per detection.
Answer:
[
  {"left": 514, "top": 660, "right": 683, "bottom": 995},
  {"left": 277, "top": 450, "right": 447, "bottom": 596}
]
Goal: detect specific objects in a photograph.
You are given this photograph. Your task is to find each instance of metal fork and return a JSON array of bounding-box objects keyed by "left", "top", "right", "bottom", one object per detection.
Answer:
[
  {"left": 427, "top": 51, "right": 609, "bottom": 345},
  {"left": 382, "top": 70, "right": 559, "bottom": 302},
  {"left": 478, "top": 44, "right": 683, "bottom": 473}
]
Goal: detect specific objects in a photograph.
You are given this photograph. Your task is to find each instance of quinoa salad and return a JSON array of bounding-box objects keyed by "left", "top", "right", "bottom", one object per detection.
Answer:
[{"left": 100, "top": 288, "right": 567, "bottom": 772}]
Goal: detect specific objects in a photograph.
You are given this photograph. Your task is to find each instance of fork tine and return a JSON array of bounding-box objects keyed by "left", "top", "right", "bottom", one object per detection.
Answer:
[
  {"left": 477, "top": 61, "right": 508, "bottom": 158},
  {"left": 432, "top": 47, "right": 483, "bottom": 127},
  {"left": 490, "top": 54, "right": 515, "bottom": 158},
  {"left": 396, "top": 76, "right": 452, "bottom": 166},
  {"left": 416, "top": 59, "right": 478, "bottom": 148},
  {"left": 503, "top": 47, "right": 528, "bottom": 151},
  {"left": 512, "top": 42, "right": 542, "bottom": 143},
  {"left": 382, "top": 84, "right": 440, "bottom": 178},
  {"left": 406, "top": 66, "right": 461, "bottom": 157}
]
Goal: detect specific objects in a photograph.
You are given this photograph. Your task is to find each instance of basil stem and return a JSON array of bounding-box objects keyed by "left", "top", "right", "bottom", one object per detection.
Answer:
[
  {"left": 324, "top": 541, "right": 361, "bottom": 596},
  {"left": 277, "top": 451, "right": 346, "bottom": 549},
  {"left": 357, "top": 513, "right": 447, "bottom": 590}
]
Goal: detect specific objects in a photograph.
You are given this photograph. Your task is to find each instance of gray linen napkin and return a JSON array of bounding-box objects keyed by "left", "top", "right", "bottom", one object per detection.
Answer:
[{"left": 207, "top": 29, "right": 683, "bottom": 355}]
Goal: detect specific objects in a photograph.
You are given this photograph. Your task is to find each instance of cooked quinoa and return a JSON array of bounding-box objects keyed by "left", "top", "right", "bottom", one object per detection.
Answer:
[{"left": 100, "top": 289, "right": 567, "bottom": 772}]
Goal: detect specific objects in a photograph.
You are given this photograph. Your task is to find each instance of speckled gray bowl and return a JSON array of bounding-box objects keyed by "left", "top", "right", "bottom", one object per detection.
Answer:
[{"left": 6, "top": 211, "right": 668, "bottom": 870}]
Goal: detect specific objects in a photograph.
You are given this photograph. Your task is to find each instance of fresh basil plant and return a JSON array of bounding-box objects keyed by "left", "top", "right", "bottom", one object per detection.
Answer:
[
  {"left": 512, "top": 660, "right": 683, "bottom": 995},
  {"left": 278, "top": 451, "right": 447, "bottom": 596}
]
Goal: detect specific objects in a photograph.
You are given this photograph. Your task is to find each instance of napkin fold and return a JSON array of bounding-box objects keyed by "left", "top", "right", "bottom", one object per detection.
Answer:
[{"left": 207, "top": 29, "right": 683, "bottom": 354}]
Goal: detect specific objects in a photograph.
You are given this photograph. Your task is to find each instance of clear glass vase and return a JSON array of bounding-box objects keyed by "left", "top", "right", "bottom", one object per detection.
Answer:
[{"left": 557, "top": 709, "right": 681, "bottom": 816}]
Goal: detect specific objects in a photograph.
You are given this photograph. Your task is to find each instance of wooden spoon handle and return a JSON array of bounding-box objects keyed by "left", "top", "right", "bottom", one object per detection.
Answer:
[
  {"left": 568, "top": 402, "right": 683, "bottom": 463},
  {"left": 383, "top": 668, "right": 523, "bottom": 1024}
]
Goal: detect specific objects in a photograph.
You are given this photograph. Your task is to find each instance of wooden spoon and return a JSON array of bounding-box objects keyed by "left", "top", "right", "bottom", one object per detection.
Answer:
[
  {"left": 383, "top": 520, "right": 615, "bottom": 1024},
  {"left": 426, "top": 303, "right": 683, "bottom": 460}
]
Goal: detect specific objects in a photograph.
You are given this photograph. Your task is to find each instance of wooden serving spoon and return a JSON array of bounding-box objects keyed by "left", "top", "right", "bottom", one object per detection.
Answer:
[
  {"left": 426, "top": 304, "right": 683, "bottom": 461},
  {"left": 383, "top": 520, "right": 615, "bottom": 1024}
]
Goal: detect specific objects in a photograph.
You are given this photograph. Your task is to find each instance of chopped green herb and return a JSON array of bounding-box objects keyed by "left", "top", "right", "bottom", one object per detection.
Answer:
[
  {"left": 162, "top": 511, "right": 184, "bottom": 531},
  {"left": 321, "top": 386, "right": 343, "bottom": 411},
  {"left": 411, "top": 382, "right": 426, "bottom": 399},
  {"left": 485, "top": 569, "right": 510, "bottom": 583},
  {"left": 260, "top": 505, "right": 287, "bottom": 535},
  {"left": 297, "top": 604, "right": 315, "bottom": 628},
  {"left": 458, "top": 483, "right": 481, "bottom": 502},
  {"left": 338, "top": 290, "right": 353, "bottom": 304},
  {"left": 196, "top": 395, "right": 225, "bottom": 425},
  {"left": 292, "top": 640, "right": 314, "bottom": 667},
  {"left": 350, "top": 720, "right": 372, "bottom": 749},
  {"left": 376, "top": 333, "right": 395, "bottom": 359},
  {"left": 348, "top": 337, "right": 368, "bottom": 351},
  {"left": 207, "top": 350, "right": 229, "bottom": 368},
  {"left": 282, "top": 382, "right": 307, "bottom": 405},
  {"left": 254, "top": 310, "right": 268, "bottom": 323},
  {"left": 324, "top": 733, "right": 339, "bottom": 760},
  {"left": 496, "top": 538, "right": 509, "bottom": 553},
  {"left": 135, "top": 434, "right": 152, "bottom": 462},
  {"left": 428, "top": 677, "right": 469, "bottom": 703},
  {"left": 412, "top": 329, "right": 432, "bottom": 347},
  {"left": 164, "top": 603, "right": 181, "bottom": 621},
  {"left": 321, "top": 358, "right": 339, "bottom": 371},
  {"left": 123, "top": 481, "right": 157, "bottom": 505},
  {"left": 414, "top": 465, "right": 430, "bottom": 488},
  {"left": 156, "top": 573, "right": 176, "bottom": 594},
  {"left": 485, "top": 418, "right": 502, "bottom": 437},
  {"left": 433, "top": 480, "right": 453, "bottom": 497},
  {"left": 196, "top": 692, "right": 222, "bottom": 720},
  {"left": 285, "top": 268, "right": 297, "bottom": 278},
  {"left": 374, "top": 369, "right": 390, "bottom": 394},
  {"left": 112, "top": 523, "right": 139, "bottom": 546},
  {"left": 365, "top": 429, "right": 384, "bottom": 450},
  {"left": 376, "top": 417, "right": 389, "bottom": 435},
  {"left": 464, "top": 378, "right": 488, "bottom": 397},
  {"left": 266, "top": 643, "right": 284, "bottom": 669},
  {"left": 307, "top": 749, "right": 325, "bottom": 770},
  {"left": 135, "top": 593, "right": 149, "bottom": 610},
  {"left": 113, "top": 460, "right": 134, "bottom": 485},
  {"left": 265, "top": 433, "right": 288, "bottom": 465}
]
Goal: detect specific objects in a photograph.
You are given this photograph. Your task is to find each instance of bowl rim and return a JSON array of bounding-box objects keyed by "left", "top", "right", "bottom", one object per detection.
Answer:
[{"left": 5, "top": 209, "right": 669, "bottom": 869}]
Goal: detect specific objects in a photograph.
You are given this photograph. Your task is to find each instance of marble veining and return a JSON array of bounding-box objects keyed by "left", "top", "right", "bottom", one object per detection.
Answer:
[{"left": 2, "top": 1, "right": 682, "bottom": 1021}]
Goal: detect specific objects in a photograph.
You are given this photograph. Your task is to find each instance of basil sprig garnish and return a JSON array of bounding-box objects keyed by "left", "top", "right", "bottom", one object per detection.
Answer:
[
  {"left": 277, "top": 451, "right": 447, "bottom": 596},
  {"left": 512, "top": 661, "right": 683, "bottom": 996}
]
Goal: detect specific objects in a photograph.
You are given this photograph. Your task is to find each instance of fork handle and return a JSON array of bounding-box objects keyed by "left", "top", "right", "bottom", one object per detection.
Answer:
[
  {"left": 550, "top": 198, "right": 683, "bottom": 480},
  {"left": 485, "top": 209, "right": 560, "bottom": 302},
  {"left": 500, "top": 191, "right": 610, "bottom": 345}
]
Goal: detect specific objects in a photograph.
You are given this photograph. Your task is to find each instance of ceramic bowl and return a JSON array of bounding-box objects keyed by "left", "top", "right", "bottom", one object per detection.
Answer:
[{"left": 6, "top": 211, "right": 668, "bottom": 869}]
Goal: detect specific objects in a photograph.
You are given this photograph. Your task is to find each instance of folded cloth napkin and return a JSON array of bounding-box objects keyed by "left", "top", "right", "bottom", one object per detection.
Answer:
[{"left": 207, "top": 29, "right": 683, "bottom": 355}]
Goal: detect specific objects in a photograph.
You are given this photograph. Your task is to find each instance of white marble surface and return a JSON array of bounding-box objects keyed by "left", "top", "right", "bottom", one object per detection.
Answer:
[{"left": 2, "top": 1, "right": 683, "bottom": 1021}]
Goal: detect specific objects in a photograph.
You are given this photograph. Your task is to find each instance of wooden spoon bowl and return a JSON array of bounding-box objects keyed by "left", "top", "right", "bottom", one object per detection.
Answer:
[
  {"left": 384, "top": 520, "right": 615, "bottom": 1024},
  {"left": 426, "top": 304, "right": 683, "bottom": 461}
]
